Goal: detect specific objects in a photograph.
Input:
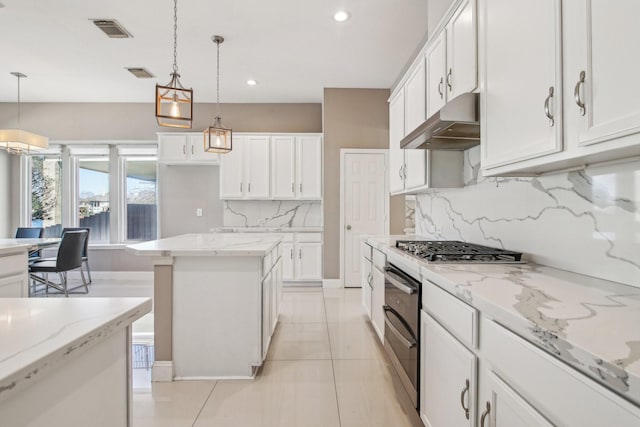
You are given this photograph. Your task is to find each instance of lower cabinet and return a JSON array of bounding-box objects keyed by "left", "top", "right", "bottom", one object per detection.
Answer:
[
  {"left": 281, "top": 233, "right": 323, "bottom": 282},
  {"left": 478, "top": 370, "right": 553, "bottom": 427},
  {"left": 261, "top": 249, "right": 283, "bottom": 361},
  {"left": 0, "top": 274, "right": 28, "bottom": 297},
  {"left": 420, "top": 311, "right": 476, "bottom": 427},
  {"left": 360, "top": 254, "right": 372, "bottom": 318},
  {"left": 261, "top": 270, "right": 272, "bottom": 360},
  {"left": 361, "top": 243, "right": 385, "bottom": 344},
  {"left": 370, "top": 262, "right": 385, "bottom": 343}
]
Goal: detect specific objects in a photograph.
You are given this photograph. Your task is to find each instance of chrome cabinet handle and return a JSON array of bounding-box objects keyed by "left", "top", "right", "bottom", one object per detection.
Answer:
[
  {"left": 183, "top": 145, "right": 186, "bottom": 155},
  {"left": 292, "top": 183, "right": 294, "bottom": 193},
  {"left": 384, "top": 268, "right": 416, "bottom": 295},
  {"left": 438, "top": 77, "right": 444, "bottom": 99},
  {"left": 298, "top": 248, "right": 302, "bottom": 259},
  {"left": 191, "top": 145, "right": 194, "bottom": 155},
  {"left": 480, "top": 401, "right": 491, "bottom": 427},
  {"left": 447, "top": 68, "right": 453, "bottom": 91},
  {"left": 367, "top": 273, "right": 373, "bottom": 287},
  {"left": 299, "top": 183, "right": 303, "bottom": 193},
  {"left": 460, "top": 379, "right": 470, "bottom": 419},
  {"left": 383, "top": 305, "right": 417, "bottom": 349},
  {"left": 248, "top": 183, "right": 251, "bottom": 193},
  {"left": 290, "top": 249, "right": 293, "bottom": 260},
  {"left": 544, "top": 86, "right": 555, "bottom": 127},
  {"left": 574, "top": 70, "right": 586, "bottom": 116},
  {"left": 240, "top": 182, "right": 243, "bottom": 193}
]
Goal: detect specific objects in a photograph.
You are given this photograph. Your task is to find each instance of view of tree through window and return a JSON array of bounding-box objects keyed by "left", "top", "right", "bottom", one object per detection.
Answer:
[
  {"left": 31, "top": 156, "right": 62, "bottom": 238},
  {"left": 126, "top": 158, "right": 157, "bottom": 240},
  {"left": 78, "top": 158, "right": 110, "bottom": 242}
]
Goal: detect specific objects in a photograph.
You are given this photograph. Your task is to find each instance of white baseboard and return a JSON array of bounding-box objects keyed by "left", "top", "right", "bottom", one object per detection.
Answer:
[
  {"left": 283, "top": 281, "right": 322, "bottom": 288},
  {"left": 323, "top": 279, "right": 342, "bottom": 289},
  {"left": 152, "top": 361, "right": 174, "bottom": 382}
]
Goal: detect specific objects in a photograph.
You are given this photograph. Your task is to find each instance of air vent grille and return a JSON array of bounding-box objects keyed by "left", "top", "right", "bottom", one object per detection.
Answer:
[
  {"left": 92, "top": 19, "right": 132, "bottom": 38},
  {"left": 126, "top": 68, "right": 154, "bottom": 78}
]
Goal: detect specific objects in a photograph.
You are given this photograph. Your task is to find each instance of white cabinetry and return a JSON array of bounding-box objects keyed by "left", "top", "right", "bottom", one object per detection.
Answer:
[
  {"left": 280, "top": 232, "right": 323, "bottom": 282},
  {"left": 389, "top": 90, "right": 407, "bottom": 194},
  {"left": 405, "top": 58, "right": 426, "bottom": 134},
  {"left": 261, "top": 248, "right": 282, "bottom": 361},
  {"left": 360, "top": 242, "right": 373, "bottom": 319},
  {"left": 480, "top": 0, "right": 563, "bottom": 170},
  {"left": 426, "top": 31, "right": 448, "bottom": 118},
  {"left": 158, "top": 133, "right": 220, "bottom": 164},
  {"left": 220, "top": 136, "right": 270, "bottom": 199},
  {"left": 0, "top": 252, "right": 28, "bottom": 297},
  {"left": 420, "top": 312, "right": 476, "bottom": 427},
  {"left": 271, "top": 135, "right": 322, "bottom": 200},
  {"left": 370, "top": 248, "right": 386, "bottom": 343}
]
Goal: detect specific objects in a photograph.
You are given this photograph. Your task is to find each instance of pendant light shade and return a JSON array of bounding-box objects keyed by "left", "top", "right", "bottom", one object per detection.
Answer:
[
  {"left": 203, "top": 35, "right": 232, "bottom": 154},
  {"left": 0, "top": 72, "right": 48, "bottom": 155},
  {"left": 155, "top": 0, "right": 193, "bottom": 128}
]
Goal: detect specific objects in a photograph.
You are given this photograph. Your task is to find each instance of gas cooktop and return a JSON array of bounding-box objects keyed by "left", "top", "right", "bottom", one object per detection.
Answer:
[{"left": 395, "top": 240, "right": 523, "bottom": 263}]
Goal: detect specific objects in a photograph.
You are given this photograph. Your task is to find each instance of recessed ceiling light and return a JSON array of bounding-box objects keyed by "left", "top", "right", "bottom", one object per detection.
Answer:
[
  {"left": 333, "top": 10, "right": 351, "bottom": 22},
  {"left": 247, "top": 79, "right": 258, "bottom": 86}
]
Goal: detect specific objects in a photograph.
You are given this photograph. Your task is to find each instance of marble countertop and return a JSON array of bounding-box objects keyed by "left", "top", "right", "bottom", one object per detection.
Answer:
[
  {"left": 127, "top": 233, "right": 284, "bottom": 257},
  {"left": 365, "top": 235, "right": 640, "bottom": 406},
  {"left": 0, "top": 297, "right": 151, "bottom": 404},
  {"left": 212, "top": 227, "right": 324, "bottom": 233}
]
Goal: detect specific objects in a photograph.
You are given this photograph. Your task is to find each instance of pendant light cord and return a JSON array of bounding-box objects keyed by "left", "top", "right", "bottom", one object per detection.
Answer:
[
  {"left": 16, "top": 74, "right": 21, "bottom": 129},
  {"left": 216, "top": 39, "right": 221, "bottom": 116},
  {"left": 172, "top": 0, "right": 178, "bottom": 74}
]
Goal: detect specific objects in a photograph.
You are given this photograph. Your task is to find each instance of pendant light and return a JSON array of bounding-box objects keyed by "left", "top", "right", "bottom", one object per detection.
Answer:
[
  {"left": 155, "top": 0, "right": 193, "bottom": 128},
  {"left": 0, "top": 72, "right": 48, "bottom": 155},
  {"left": 203, "top": 35, "right": 232, "bottom": 154}
]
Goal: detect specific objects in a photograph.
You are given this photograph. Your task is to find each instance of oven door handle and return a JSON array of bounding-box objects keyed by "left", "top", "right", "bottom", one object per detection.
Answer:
[
  {"left": 384, "top": 268, "right": 417, "bottom": 295},
  {"left": 383, "top": 305, "right": 417, "bottom": 349}
]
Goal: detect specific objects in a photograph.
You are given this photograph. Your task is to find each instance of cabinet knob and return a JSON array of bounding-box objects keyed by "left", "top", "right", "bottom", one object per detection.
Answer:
[
  {"left": 544, "top": 86, "right": 555, "bottom": 127},
  {"left": 480, "top": 401, "right": 491, "bottom": 427},
  {"left": 460, "top": 379, "right": 470, "bottom": 420},
  {"left": 574, "top": 70, "right": 586, "bottom": 116}
]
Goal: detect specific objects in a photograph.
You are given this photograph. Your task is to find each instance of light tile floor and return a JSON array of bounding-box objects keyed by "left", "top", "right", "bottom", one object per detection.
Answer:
[{"left": 133, "top": 287, "right": 423, "bottom": 427}]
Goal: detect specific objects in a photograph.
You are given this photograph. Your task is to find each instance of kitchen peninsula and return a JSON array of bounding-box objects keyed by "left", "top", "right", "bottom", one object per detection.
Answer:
[{"left": 127, "top": 233, "right": 283, "bottom": 381}]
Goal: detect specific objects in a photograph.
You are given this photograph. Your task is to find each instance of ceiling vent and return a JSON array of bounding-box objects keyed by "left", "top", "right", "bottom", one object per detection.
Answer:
[
  {"left": 126, "top": 68, "right": 154, "bottom": 78},
  {"left": 92, "top": 19, "right": 133, "bottom": 38}
]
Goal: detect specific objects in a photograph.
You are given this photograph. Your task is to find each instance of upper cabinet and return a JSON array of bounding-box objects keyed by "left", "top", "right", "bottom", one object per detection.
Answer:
[
  {"left": 220, "top": 133, "right": 322, "bottom": 200},
  {"left": 271, "top": 135, "right": 322, "bottom": 200},
  {"left": 405, "top": 58, "right": 427, "bottom": 134},
  {"left": 480, "top": 0, "right": 563, "bottom": 170},
  {"left": 481, "top": 0, "right": 640, "bottom": 176},
  {"left": 158, "top": 133, "right": 220, "bottom": 164},
  {"left": 447, "top": 0, "right": 477, "bottom": 99}
]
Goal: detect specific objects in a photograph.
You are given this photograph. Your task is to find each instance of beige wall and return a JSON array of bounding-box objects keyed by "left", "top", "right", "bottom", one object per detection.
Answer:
[
  {"left": 0, "top": 151, "right": 10, "bottom": 238},
  {"left": 1, "top": 102, "right": 322, "bottom": 270},
  {"left": 323, "top": 88, "right": 405, "bottom": 280}
]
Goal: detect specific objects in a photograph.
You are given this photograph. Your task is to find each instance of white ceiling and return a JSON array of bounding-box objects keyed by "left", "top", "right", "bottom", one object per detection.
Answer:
[{"left": 0, "top": 0, "right": 428, "bottom": 103}]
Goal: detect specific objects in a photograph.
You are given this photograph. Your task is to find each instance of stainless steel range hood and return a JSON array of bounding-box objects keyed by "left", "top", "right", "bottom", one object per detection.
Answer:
[{"left": 400, "top": 93, "right": 480, "bottom": 150}]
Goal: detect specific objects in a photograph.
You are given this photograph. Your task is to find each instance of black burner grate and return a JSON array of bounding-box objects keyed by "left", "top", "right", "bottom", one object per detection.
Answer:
[{"left": 395, "top": 240, "right": 522, "bottom": 262}]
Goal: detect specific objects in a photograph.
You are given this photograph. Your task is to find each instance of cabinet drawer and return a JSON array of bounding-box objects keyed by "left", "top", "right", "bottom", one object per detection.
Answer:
[
  {"left": 361, "top": 242, "right": 372, "bottom": 262},
  {"left": 422, "top": 281, "right": 477, "bottom": 349},
  {"left": 482, "top": 319, "right": 640, "bottom": 426},
  {"left": 0, "top": 253, "right": 27, "bottom": 278},
  {"left": 372, "top": 249, "right": 386, "bottom": 272},
  {"left": 296, "top": 232, "right": 322, "bottom": 243}
]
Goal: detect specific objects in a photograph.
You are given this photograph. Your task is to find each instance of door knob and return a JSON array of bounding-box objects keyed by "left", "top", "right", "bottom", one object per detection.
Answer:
[{"left": 346, "top": 225, "right": 352, "bottom": 230}]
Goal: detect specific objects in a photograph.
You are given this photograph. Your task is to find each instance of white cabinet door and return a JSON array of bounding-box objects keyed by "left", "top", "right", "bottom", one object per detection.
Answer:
[
  {"left": 420, "top": 312, "right": 476, "bottom": 427},
  {"left": 481, "top": 0, "right": 563, "bottom": 169},
  {"left": 220, "top": 136, "right": 245, "bottom": 199},
  {"left": 189, "top": 134, "right": 220, "bottom": 163},
  {"left": 271, "top": 136, "right": 296, "bottom": 199},
  {"left": 270, "top": 260, "right": 279, "bottom": 333},
  {"left": 361, "top": 257, "right": 372, "bottom": 319},
  {"left": 446, "top": 0, "right": 477, "bottom": 99},
  {"left": 158, "top": 134, "right": 188, "bottom": 162},
  {"left": 426, "top": 31, "right": 448, "bottom": 118},
  {"left": 389, "top": 90, "right": 406, "bottom": 193},
  {"left": 404, "top": 58, "right": 426, "bottom": 135},
  {"left": 281, "top": 242, "right": 294, "bottom": 281},
  {"left": 296, "top": 135, "right": 322, "bottom": 199},
  {"left": 404, "top": 150, "right": 427, "bottom": 190},
  {"left": 245, "top": 136, "right": 271, "bottom": 199},
  {"left": 565, "top": 0, "right": 640, "bottom": 148},
  {"left": 479, "top": 371, "right": 553, "bottom": 427},
  {"left": 370, "top": 266, "right": 385, "bottom": 343},
  {"left": 295, "top": 242, "right": 322, "bottom": 280},
  {"left": 0, "top": 275, "right": 27, "bottom": 297},
  {"left": 261, "top": 271, "right": 272, "bottom": 360}
]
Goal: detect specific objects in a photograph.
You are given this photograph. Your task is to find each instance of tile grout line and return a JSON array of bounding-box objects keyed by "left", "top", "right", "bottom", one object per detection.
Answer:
[
  {"left": 191, "top": 381, "right": 218, "bottom": 427},
  {"left": 322, "top": 288, "right": 343, "bottom": 427}
]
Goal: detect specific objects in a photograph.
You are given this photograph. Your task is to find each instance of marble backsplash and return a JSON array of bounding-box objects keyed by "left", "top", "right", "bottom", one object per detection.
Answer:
[
  {"left": 415, "top": 146, "right": 640, "bottom": 287},
  {"left": 223, "top": 200, "right": 323, "bottom": 228}
]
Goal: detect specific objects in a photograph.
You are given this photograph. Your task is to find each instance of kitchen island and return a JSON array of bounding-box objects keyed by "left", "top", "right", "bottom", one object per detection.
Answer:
[
  {"left": 127, "top": 233, "right": 283, "bottom": 381},
  {"left": 0, "top": 297, "right": 151, "bottom": 427},
  {"left": 0, "top": 238, "right": 60, "bottom": 297}
]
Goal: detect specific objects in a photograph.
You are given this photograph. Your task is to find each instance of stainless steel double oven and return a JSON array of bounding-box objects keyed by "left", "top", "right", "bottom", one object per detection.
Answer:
[{"left": 382, "top": 259, "right": 421, "bottom": 409}]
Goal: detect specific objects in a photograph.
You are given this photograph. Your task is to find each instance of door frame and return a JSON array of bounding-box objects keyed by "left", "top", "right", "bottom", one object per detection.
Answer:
[{"left": 339, "top": 149, "right": 390, "bottom": 287}]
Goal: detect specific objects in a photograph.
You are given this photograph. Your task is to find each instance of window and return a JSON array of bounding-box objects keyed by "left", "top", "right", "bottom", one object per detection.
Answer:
[
  {"left": 31, "top": 155, "right": 62, "bottom": 238},
  {"left": 78, "top": 157, "right": 110, "bottom": 243},
  {"left": 125, "top": 157, "right": 157, "bottom": 241}
]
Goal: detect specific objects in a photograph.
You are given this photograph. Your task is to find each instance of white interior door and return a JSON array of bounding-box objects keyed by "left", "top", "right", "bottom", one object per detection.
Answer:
[{"left": 343, "top": 153, "right": 387, "bottom": 287}]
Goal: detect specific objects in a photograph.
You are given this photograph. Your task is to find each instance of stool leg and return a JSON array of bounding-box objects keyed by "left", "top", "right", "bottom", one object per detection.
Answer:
[{"left": 60, "top": 272, "right": 69, "bottom": 297}]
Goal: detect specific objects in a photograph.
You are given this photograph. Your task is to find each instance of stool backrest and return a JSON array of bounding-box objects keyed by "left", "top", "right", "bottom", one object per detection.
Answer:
[
  {"left": 16, "top": 227, "right": 44, "bottom": 238},
  {"left": 56, "top": 230, "right": 88, "bottom": 271}
]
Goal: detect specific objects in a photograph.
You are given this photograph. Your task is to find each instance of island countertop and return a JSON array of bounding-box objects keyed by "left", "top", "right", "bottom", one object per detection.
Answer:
[
  {"left": 0, "top": 297, "right": 152, "bottom": 404},
  {"left": 364, "top": 235, "right": 640, "bottom": 406},
  {"left": 126, "top": 233, "right": 284, "bottom": 257}
]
